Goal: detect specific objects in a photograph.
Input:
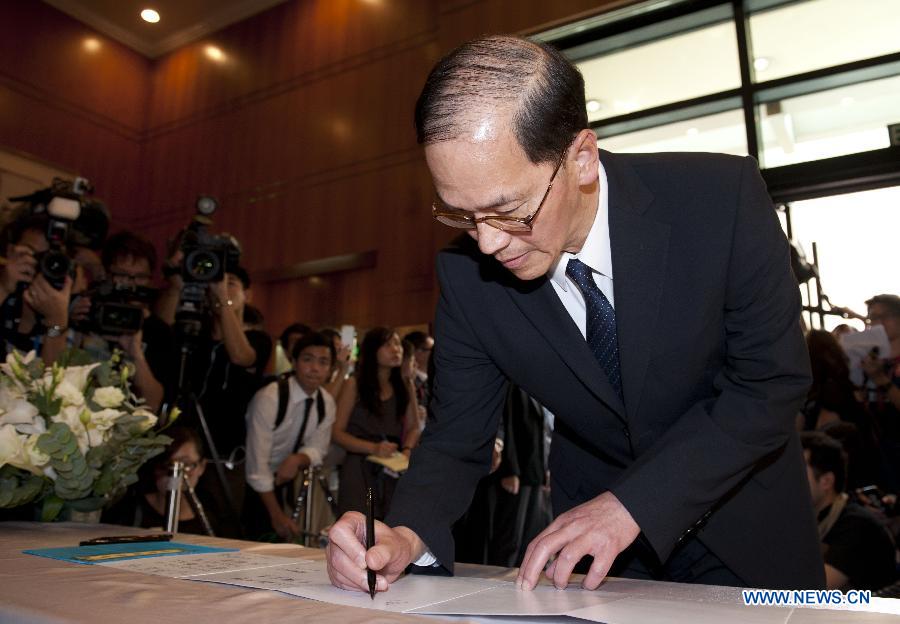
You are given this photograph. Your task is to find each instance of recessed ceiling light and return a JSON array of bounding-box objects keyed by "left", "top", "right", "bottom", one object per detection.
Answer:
[
  {"left": 686, "top": 127, "right": 699, "bottom": 137},
  {"left": 83, "top": 38, "right": 101, "bottom": 52},
  {"left": 753, "top": 57, "right": 770, "bottom": 72},
  {"left": 204, "top": 45, "right": 226, "bottom": 62},
  {"left": 141, "top": 9, "right": 160, "bottom": 24},
  {"left": 586, "top": 99, "right": 603, "bottom": 113}
]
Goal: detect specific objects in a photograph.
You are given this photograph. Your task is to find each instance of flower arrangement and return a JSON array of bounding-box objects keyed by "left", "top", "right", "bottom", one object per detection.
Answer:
[{"left": 0, "top": 350, "right": 172, "bottom": 521}]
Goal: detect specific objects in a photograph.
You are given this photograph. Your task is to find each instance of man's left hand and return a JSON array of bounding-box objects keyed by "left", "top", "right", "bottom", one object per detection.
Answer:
[{"left": 517, "top": 491, "right": 640, "bottom": 591}]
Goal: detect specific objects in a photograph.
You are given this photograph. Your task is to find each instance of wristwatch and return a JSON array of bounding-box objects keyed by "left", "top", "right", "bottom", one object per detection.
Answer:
[{"left": 45, "top": 323, "right": 67, "bottom": 338}]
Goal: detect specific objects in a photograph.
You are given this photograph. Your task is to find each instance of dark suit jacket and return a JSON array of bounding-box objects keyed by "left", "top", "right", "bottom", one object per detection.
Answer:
[{"left": 387, "top": 150, "right": 824, "bottom": 590}]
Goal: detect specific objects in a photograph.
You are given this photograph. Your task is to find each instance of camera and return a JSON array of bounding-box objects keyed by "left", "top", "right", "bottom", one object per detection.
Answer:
[
  {"left": 75, "top": 281, "right": 156, "bottom": 336},
  {"left": 170, "top": 196, "right": 241, "bottom": 339},
  {"left": 180, "top": 196, "right": 240, "bottom": 285},
  {"left": 9, "top": 177, "right": 109, "bottom": 290}
]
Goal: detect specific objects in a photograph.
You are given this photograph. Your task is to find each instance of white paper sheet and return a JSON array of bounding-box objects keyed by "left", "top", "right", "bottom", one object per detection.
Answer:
[
  {"left": 98, "top": 550, "right": 900, "bottom": 622},
  {"left": 840, "top": 325, "right": 891, "bottom": 385},
  {"left": 408, "top": 582, "right": 624, "bottom": 616},
  {"left": 566, "top": 596, "right": 790, "bottom": 624},
  {"left": 100, "top": 552, "right": 308, "bottom": 578}
]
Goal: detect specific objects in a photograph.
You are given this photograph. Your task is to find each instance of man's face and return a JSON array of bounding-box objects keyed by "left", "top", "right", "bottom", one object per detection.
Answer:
[
  {"left": 225, "top": 273, "right": 247, "bottom": 309},
  {"left": 867, "top": 303, "right": 900, "bottom": 342},
  {"left": 109, "top": 255, "right": 152, "bottom": 289},
  {"left": 414, "top": 337, "right": 433, "bottom": 372},
  {"left": 804, "top": 449, "right": 831, "bottom": 512},
  {"left": 294, "top": 345, "right": 332, "bottom": 394},
  {"left": 425, "top": 120, "right": 589, "bottom": 281},
  {"left": 18, "top": 228, "right": 49, "bottom": 255}
]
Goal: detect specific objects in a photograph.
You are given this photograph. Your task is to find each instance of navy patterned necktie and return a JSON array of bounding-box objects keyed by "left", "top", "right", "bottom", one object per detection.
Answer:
[{"left": 566, "top": 257, "right": 623, "bottom": 400}]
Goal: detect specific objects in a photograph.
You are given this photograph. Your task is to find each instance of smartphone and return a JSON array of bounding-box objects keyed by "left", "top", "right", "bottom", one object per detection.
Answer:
[
  {"left": 340, "top": 324, "right": 355, "bottom": 347},
  {"left": 857, "top": 485, "right": 886, "bottom": 511}
]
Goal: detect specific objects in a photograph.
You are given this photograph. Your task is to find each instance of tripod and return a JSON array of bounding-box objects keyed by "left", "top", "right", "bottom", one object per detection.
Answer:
[
  {"left": 166, "top": 338, "right": 244, "bottom": 537},
  {"left": 163, "top": 460, "right": 216, "bottom": 536},
  {"left": 284, "top": 467, "right": 338, "bottom": 547}
]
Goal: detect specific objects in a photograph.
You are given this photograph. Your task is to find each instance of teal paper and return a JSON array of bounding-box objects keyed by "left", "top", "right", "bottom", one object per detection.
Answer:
[{"left": 24, "top": 541, "right": 237, "bottom": 564}]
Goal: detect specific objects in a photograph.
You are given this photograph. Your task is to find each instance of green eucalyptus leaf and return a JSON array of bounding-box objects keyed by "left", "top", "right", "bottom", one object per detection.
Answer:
[{"left": 41, "top": 495, "right": 64, "bottom": 522}]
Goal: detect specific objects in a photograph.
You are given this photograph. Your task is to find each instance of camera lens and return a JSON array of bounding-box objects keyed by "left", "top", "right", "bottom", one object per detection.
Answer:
[
  {"left": 185, "top": 249, "right": 221, "bottom": 281},
  {"left": 40, "top": 251, "right": 71, "bottom": 286}
]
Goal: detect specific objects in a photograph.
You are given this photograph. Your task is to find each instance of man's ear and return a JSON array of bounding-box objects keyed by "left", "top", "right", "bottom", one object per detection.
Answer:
[
  {"left": 244, "top": 288, "right": 253, "bottom": 304},
  {"left": 821, "top": 471, "right": 836, "bottom": 492},
  {"left": 571, "top": 128, "right": 599, "bottom": 187}
]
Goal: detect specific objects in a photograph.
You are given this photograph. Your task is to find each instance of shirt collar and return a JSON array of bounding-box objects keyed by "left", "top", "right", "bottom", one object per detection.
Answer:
[
  {"left": 288, "top": 375, "right": 318, "bottom": 405},
  {"left": 548, "top": 159, "right": 612, "bottom": 291}
]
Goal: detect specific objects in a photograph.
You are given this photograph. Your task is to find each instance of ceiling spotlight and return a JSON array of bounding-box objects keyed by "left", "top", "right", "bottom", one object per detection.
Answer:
[
  {"left": 83, "top": 38, "right": 101, "bottom": 52},
  {"left": 753, "top": 57, "right": 770, "bottom": 72},
  {"left": 204, "top": 45, "right": 226, "bottom": 62},
  {"left": 140, "top": 9, "right": 160, "bottom": 24},
  {"left": 586, "top": 99, "right": 603, "bottom": 113}
]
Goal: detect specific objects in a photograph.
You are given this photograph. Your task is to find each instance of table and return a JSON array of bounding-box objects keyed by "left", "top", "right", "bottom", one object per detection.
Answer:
[{"left": 1, "top": 521, "right": 897, "bottom": 623}]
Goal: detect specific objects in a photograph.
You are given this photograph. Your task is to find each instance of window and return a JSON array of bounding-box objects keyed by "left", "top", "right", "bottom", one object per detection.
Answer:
[
  {"left": 786, "top": 186, "right": 900, "bottom": 330},
  {"left": 759, "top": 73, "right": 900, "bottom": 168},
  {"left": 748, "top": 0, "right": 900, "bottom": 82}
]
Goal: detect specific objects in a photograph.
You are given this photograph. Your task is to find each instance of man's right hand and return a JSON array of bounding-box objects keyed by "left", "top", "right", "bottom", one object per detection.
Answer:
[
  {"left": 4, "top": 244, "right": 37, "bottom": 288},
  {"left": 325, "top": 512, "right": 423, "bottom": 593}
]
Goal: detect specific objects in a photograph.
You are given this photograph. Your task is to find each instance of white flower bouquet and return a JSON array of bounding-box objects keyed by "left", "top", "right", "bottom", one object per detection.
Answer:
[{"left": 0, "top": 350, "right": 172, "bottom": 521}]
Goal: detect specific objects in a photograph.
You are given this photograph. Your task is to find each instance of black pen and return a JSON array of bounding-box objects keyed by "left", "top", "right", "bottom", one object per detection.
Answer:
[
  {"left": 366, "top": 487, "right": 376, "bottom": 599},
  {"left": 79, "top": 533, "right": 173, "bottom": 546}
]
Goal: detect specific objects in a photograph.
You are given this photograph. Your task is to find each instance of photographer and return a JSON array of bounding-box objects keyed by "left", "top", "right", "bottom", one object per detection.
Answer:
[
  {"left": 187, "top": 266, "right": 272, "bottom": 537},
  {"left": 0, "top": 212, "right": 72, "bottom": 364},
  {"left": 75, "top": 231, "right": 174, "bottom": 412}
]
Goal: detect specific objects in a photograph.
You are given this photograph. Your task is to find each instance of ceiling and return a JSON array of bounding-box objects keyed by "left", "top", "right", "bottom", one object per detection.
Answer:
[{"left": 42, "top": 0, "right": 289, "bottom": 58}]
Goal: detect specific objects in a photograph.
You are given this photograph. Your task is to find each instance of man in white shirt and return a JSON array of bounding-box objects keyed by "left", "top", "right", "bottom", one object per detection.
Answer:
[{"left": 244, "top": 332, "right": 336, "bottom": 540}]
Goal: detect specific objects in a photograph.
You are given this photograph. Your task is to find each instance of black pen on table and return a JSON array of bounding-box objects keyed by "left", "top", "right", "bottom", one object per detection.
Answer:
[{"left": 365, "top": 487, "right": 376, "bottom": 599}]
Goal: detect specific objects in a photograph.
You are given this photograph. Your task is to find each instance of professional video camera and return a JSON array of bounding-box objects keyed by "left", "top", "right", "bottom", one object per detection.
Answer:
[
  {"left": 168, "top": 196, "right": 241, "bottom": 339},
  {"left": 8, "top": 177, "right": 109, "bottom": 290},
  {"left": 74, "top": 281, "right": 157, "bottom": 336}
]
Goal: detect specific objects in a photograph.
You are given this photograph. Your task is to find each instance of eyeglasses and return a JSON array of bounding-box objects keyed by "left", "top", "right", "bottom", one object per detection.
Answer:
[
  {"left": 432, "top": 149, "right": 567, "bottom": 232},
  {"left": 109, "top": 271, "right": 152, "bottom": 285},
  {"left": 165, "top": 460, "right": 201, "bottom": 473}
]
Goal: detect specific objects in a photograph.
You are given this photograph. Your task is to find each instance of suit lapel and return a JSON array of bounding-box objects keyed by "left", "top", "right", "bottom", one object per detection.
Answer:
[
  {"left": 506, "top": 273, "right": 628, "bottom": 422},
  {"left": 603, "top": 151, "right": 670, "bottom": 423}
]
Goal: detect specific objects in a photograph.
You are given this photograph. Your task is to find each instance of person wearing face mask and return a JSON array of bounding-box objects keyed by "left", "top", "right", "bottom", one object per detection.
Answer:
[
  {"left": 103, "top": 426, "right": 211, "bottom": 535},
  {"left": 332, "top": 327, "right": 420, "bottom": 520}
]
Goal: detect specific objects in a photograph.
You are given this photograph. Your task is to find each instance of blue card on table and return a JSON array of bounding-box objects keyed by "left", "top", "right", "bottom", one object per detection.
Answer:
[{"left": 24, "top": 542, "right": 236, "bottom": 564}]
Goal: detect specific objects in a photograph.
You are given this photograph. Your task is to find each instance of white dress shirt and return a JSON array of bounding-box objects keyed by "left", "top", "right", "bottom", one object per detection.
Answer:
[
  {"left": 245, "top": 376, "right": 336, "bottom": 494},
  {"left": 547, "top": 160, "right": 614, "bottom": 334}
]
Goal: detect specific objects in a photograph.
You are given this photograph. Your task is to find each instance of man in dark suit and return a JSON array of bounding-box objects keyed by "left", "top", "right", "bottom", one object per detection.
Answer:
[{"left": 326, "top": 35, "right": 823, "bottom": 593}]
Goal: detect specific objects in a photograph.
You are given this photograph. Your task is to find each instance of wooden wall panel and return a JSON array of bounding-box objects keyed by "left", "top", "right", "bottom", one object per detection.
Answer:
[
  {"left": 147, "top": 0, "right": 438, "bottom": 131},
  {"left": 0, "top": 0, "right": 148, "bottom": 221},
  {"left": 3, "top": 0, "right": 641, "bottom": 335}
]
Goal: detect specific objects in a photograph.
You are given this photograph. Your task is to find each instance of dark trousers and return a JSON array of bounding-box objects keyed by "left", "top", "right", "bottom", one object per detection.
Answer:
[
  {"left": 488, "top": 483, "right": 552, "bottom": 568},
  {"left": 197, "top": 462, "right": 245, "bottom": 538}
]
